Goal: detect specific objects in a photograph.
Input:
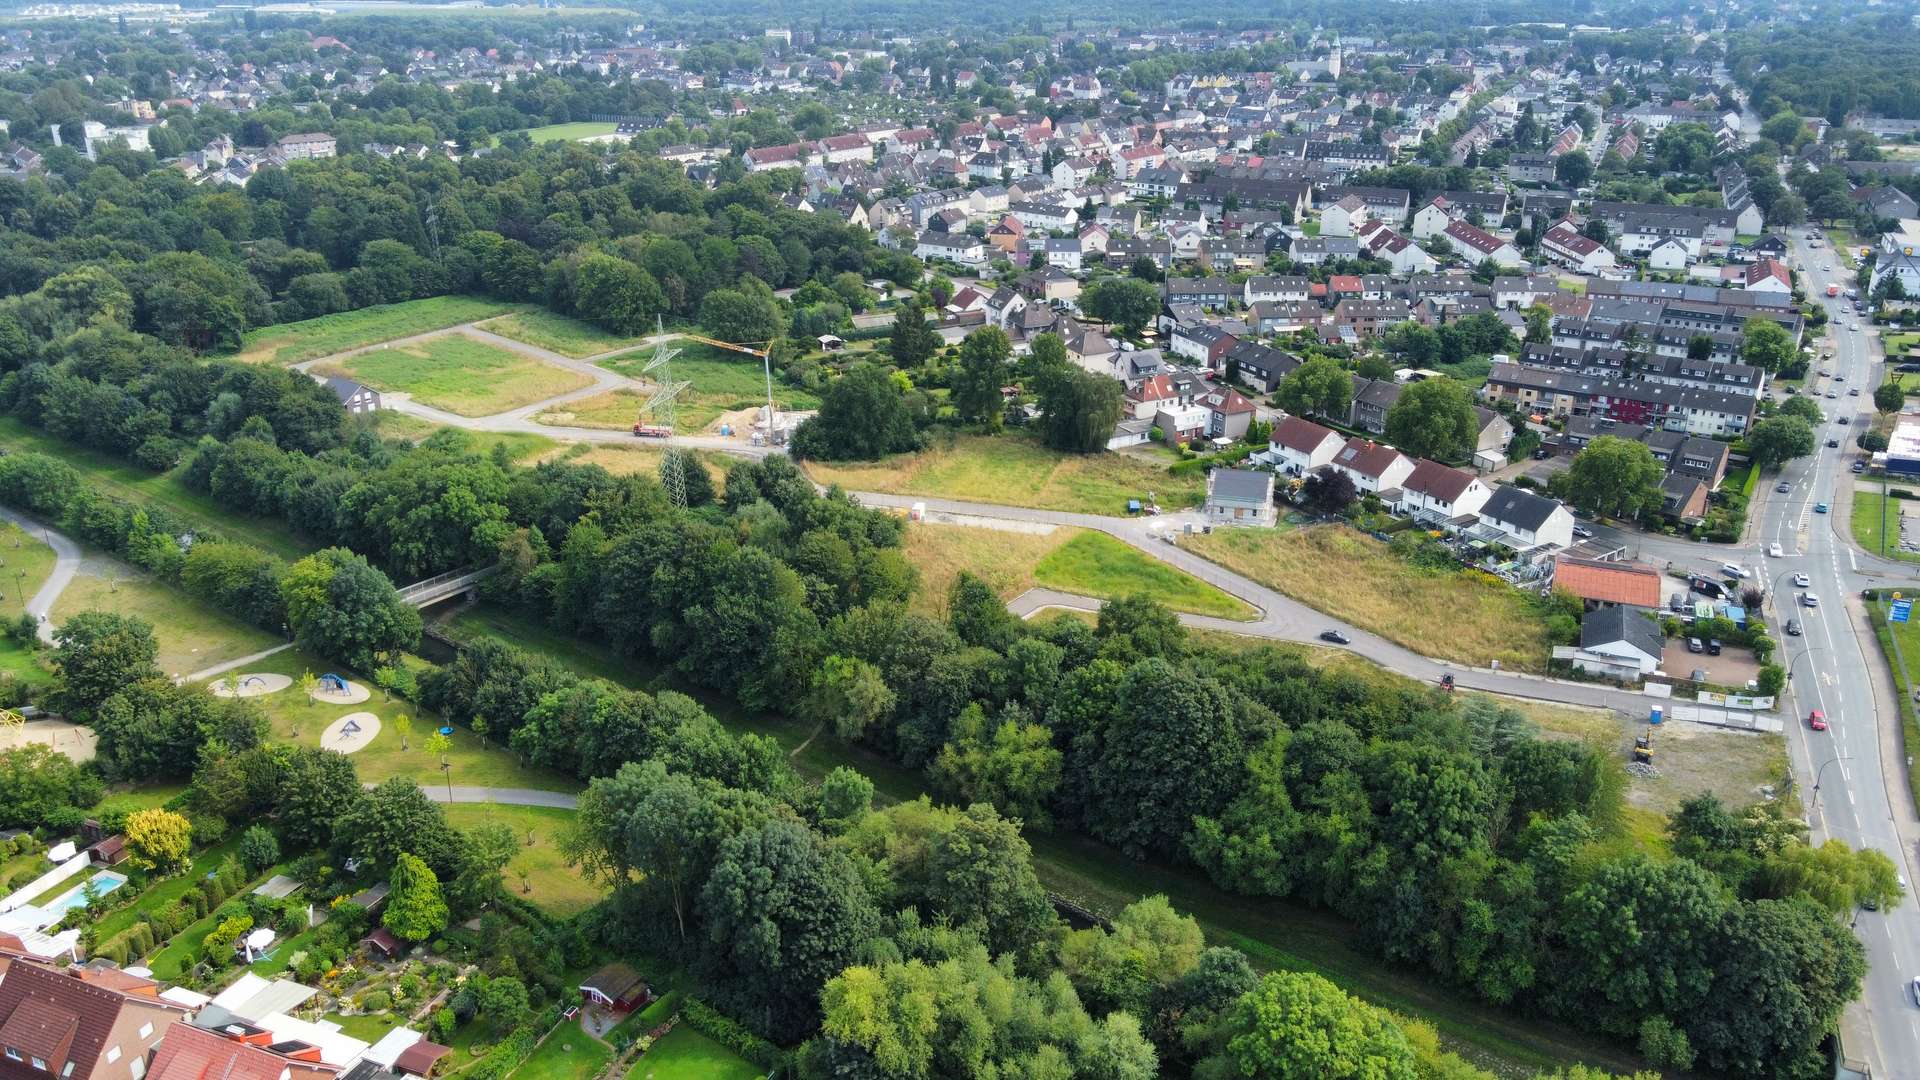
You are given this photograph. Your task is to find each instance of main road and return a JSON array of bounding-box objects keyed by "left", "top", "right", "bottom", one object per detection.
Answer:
[{"left": 1766, "top": 233, "right": 1920, "bottom": 1077}]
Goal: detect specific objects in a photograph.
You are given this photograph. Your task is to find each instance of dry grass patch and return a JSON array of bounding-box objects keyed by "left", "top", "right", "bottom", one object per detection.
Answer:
[
  {"left": 52, "top": 572, "right": 280, "bottom": 678},
  {"left": 441, "top": 803, "right": 602, "bottom": 916},
  {"left": 1185, "top": 525, "right": 1552, "bottom": 671},
  {"left": 546, "top": 443, "right": 727, "bottom": 483},
  {"left": 901, "top": 522, "right": 1073, "bottom": 619},
  {"left": 533, "top": 389, "right": 647, "bottom": 430},
  {"left": 480, "top": 310, "right": 651, "bottom": 358},
  {"left": 314, "top": 333, "right": 592, "bottom": 417},
  {"left": 235, "top": 296, "right": 516, "bottom": 366},
  {"left": 805, "top": 434, "right": 1205, "bottom": 516}
]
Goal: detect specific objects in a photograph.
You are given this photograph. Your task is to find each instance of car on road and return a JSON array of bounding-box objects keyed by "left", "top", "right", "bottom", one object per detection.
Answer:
[
  {"left": 1850, "top": 388, "right": 1861, "bottom": 396},
  {"left": 1795, "top": 573, "right": 1811, "bottom": 587},
  {"left": 1835, "top": 373, "right": 1846, "bottom": 381},
  {"left": 1809, "top": 710, "right": 1828, "bottom": 731},
  {"left": 1816, "top": 502, "right": 1830, "bottom": 513},
  {"left": 1803, "top": 593, "right": 1821, "bottom": 607},
  {"left": 1911, "top": 975, "right": 1920, "bottom": 1005},
  {"left": 1828, "top": 438, "right": 1841, "bottom": 448},
  {"left": 1572, "top": 524, "right": 1595, "bottom": 538},
  {"left": 1825, "top": 391, "right": 1838, "bottom": 398},
  {"left": 1777, "top": 482, "right": 1791, "bottom": 493},
  {"left": 1318, "top": 630, "right": 1350, "bottom": 645},
  {"left": 1839, "top": 416, "right": 1851, "bottom": 425},
  {"left": 1853, "top": 461, "right": 1867, "bottom": 473},
  {"left": 1721, "top": 562, "right": 1749, "bottom": 579},
  {"left": 1786, "top": 618, "right": 1802, "bottom": 636},
  {"left": 1769, "top": 542, "right": 1785, "bottom": 557}
]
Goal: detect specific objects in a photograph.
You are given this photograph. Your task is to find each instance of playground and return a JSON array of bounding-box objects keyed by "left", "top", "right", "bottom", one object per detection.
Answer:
[
  {"left": 0, "top": 718, "right": 96, "bottom": 761},
  {"left": 311, "top": 673, "right": 370, "bottom": 705},
  {"left": 321, "top": 712, "right": 382, "bottom": 754},
  {"left": 210, "top": 672, "right": 293, "bottom": 698}
]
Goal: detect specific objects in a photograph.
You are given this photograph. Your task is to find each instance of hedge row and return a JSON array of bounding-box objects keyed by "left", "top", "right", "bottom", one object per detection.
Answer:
[
  {"left": 0, "top": 452, "right": 288, "bottom": 632},
  {"left": 102, "top": 857, "right": 250, "bottom": 965},
  {"left": 463, "top": 1005, "right": 560, "bottom": 1080},
  {"left": 679, "top": 997, "right": 788, "bottom": 1073}
]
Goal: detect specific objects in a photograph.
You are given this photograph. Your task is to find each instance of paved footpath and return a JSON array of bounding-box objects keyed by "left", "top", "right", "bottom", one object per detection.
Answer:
[{"left": 0, "top": 506, "right": 80, "bottom": 644}]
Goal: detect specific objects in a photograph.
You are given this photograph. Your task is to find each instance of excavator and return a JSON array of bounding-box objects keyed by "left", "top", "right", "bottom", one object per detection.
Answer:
[{"left": 1632, "top": 726, "right": 1655, "bottom": 765}]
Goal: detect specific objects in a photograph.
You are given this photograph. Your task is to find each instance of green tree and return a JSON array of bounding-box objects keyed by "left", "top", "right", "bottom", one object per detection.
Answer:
[
  {"left": 1555, "top": 151, "right": 1593, "bottom": 189},
  {"left": 1081, "top": 276, "right": 1163, "bottom": 335},
  {"left": 952, "top": 327, "right": 1012, "bottom": 427},
  {"left": 0, "top": 745, "right": 103, "bottom": 830},
  {"left": 698, "top": 818, "right": 880, "bottom": 1042},
  {"left": 1740, "top": 319, "right": 1796, "bottom": 374},
  {"left": 574, "top": 253, "right": 665, "bottom": 336},
  {"left": 238, "top": 825, "right": 280, "bottom": 872},
  {"left": 281, "top": 548, "right": 422, "bottom": 670},
  {"left": 1273, "top": 356, "right": 1353, "bottom": 420},
  {"left": 1383, "top": 377, "right": 1478, "bottom": 462},
  {"left": 1875, "top": 381, "right": 1905, "bottom": 413},
  {"left": 334, "top": 776, "right": 462, "bottom": 876},
  {"left": 277, "top": 747, "right": 362, "bottom": 851},
  {"left": 699, "top": 285, "right": 786, "bottom": 344},
  {"left": 791, "top": 365, "right": 921, "bottom": 460},
  {"left": 1563, "top": 436, "right": 1665, "bottom": 519},
  {"left": 803, "top": 655, "right": 896, "bottom": 741},
  {"left": 888, "top": 301, "right": 940, "bottom": 367},
  {"left": 1778, "top": 395, "right": 1823, "bottom": 424},
  {"left": 1746, "top": 416, "right": 1816, "bottom": 470},
  {"left": 478, "top": 975, "right": 529, "bottom": 1027},
  {"left": 51, "top": 611, "right": 160, "bottom": 721},
  {"left": 1199, "top": 971, "right": 1418, "bottom": 1080},
  {"left": 1037, "top": 365, "right": 1125, "bottom": 453},
  {"left": 931, "top": 703, "right": 1063, "bottom": 828},
  {"left": 1061, "top": 894, "right": 1206, "bottom": 1016},
  {"left": 383, "top": 851, "right": 450, "bottom": 942}
]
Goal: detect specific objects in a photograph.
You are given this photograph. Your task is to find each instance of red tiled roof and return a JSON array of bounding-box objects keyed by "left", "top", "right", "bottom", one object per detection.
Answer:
[
  {"left": 148, "top": 1023, "right": 339, "bottom": 1080},
  {"left": 1401, "top": 459, "right": 1478, "bottom": 503},
  {"left": 1270, "top": 415, "right": 1339, "bottom": 453},
  {"left": 1552, "top": 557, "right": 1663, "bottom": 608},
  {"left": 1333, "top": 437, "right": 1406, "bottom": 479},
  {"left": 393, "top": 1042, "right": 451, "bottom": 1078}
]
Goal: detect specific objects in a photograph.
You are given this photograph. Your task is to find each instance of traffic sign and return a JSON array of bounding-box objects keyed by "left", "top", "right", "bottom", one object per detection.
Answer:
[{"left": 1893, "top": 599, "right": 1912, "bottom": 624}]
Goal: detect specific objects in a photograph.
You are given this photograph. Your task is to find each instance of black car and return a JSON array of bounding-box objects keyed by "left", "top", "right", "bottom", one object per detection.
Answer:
[
  {"left": 1319, "top": 630, "right": 1351, "bottom": 645},
  {"left": 1785, "top": 618, "right": 1802, "bottom": 637},
  {"left": 1828, "top": 438, "right": 1841, "bottom": 448}
]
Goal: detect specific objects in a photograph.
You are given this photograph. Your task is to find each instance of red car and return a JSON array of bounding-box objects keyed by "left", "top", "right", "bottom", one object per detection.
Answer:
[{"left": 1808, "top": 710, "right": 1829, "bottom": 731}]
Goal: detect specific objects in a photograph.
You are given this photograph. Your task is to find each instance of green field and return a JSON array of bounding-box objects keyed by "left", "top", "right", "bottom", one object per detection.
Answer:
[
  {"left": 0, "top": 418, "right": 308, "bottom": 560},
  {"left": 0, "top": 522, "right": 56, "bottom": 689},
  {"left": 315, "top": 334, "right": 594, "bottom": 417},
  {"left": 1033, "top": 531, "right": 1255, "bottom": 619},
  {"left": 221, "top": 646, "right": 581, "bottom": 793},
  {"left": 53, "top": 571, "right": 282, "bottom": 678},
  {"left": 805, "top": 434, "right": 1208, "bottom": 517},
  {"left": 523, "top": 122, "right": 619, "bottom": 143},
  {"left": 480, "top": 310, "right": 653, "bottom": 358},
  {"left": 362, "top": 413, "right": 561, "bottom": 463},
  {"left": 507, "top": 1020, "right": 611, "bottom": 1080},
  {"left": 442, "top": 804, "right": 601, "bottom": 916},
  {"left": 236, "top": 297, "right": 520, "bottom": 366},
  {"left": 1851, "top": 486, "right": 1920, "bottom": 563},
  {"left": 590, "top": 344, "right": 821, "bottom": 432},
  {"left": 627, "top": 1027, "right": 759, "bottom": 1080}
]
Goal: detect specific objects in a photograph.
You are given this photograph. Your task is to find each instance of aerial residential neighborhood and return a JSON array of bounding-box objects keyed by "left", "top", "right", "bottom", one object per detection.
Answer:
[{"left": 1, "top": 1, "right": 1919, "bottom": 1078}]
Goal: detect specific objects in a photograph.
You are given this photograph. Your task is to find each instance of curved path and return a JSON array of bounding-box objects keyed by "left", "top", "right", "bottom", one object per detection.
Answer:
[{"left": 0, "top": 506, "right": 80, "bottom": 645}]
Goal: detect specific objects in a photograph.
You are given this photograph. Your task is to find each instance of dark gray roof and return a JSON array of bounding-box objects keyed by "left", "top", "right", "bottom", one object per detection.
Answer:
[
  {"left": 1481, "top": 485, "right": 1563, "bottom": 532},
  {"left": 1209, "top": 468, "right": 1272, "bottom": 503},
  {"left": 1580, "top": 605, "right": 1664, "bottom": 658},
  {"left": 323, "top": 376, "right": 372, "bottom": 401}
]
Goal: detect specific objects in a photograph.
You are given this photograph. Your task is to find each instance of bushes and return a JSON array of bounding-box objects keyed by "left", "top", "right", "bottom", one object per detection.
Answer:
[
  {"left": 679, "top": 998, "right": 788, "bottom": 1072},
  {"left": 461, "top": 1005, "right": 558, "bottom": 1080}
]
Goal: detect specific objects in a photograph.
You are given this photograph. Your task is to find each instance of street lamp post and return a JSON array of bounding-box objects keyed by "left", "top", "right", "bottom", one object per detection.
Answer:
[{"left": 1811, "top": 755, "right": 1853, "bottom": 823}]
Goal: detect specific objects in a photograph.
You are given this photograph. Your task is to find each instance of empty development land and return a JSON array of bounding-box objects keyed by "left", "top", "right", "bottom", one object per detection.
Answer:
[
  {"left": 314, "top": 333, "right": 594, "bottom": 416},
  {"left": 593, "top": 342, "right": 821, "bottom": 431},
  {"left": 804, "top": 434, "right": 1207, "bottom": 517},
  {"left": 480, "top": 309, "right": 655, "bottom": 358},
  {"left": 235, "top": 296, "right": 519, "bottom": 366},
  {"left": 1186, "top": 524, "right": 1553, "bottom": 671}
]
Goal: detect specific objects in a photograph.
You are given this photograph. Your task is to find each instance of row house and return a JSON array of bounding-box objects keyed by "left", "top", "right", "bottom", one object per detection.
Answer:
[
  {"left": 1224, "top": 340, "right": 1302, "bottom": 393},
  {"left": 1483, "top": 362, "right": 1756, "bottom": 436},
  {"left": 1008, "top": 201, "right": 1079, "bottom": 231},
  {"left": 1163, "top": 277, "right": 1236, "bottom": 309},
  {"left": 1540, "top": 220, "right": 1616, "bottom": 275},
  {"left": 1248, "top": 300, "right": 1325, "bottom": 335},
  {"left": 1243, "top": 275, "right": 1313, "bottom": 305},
  {"left": 743, "top": 141, "right": 812, "bottom": 171},
  {"left": 1356, "top": 220, "right": 1438, "bottom": 275},
  {"left": 913, "top": 231, "right": 987, "bottom": 267},
  {"left": 1328, "top": 438, "right": 1416, "bottom": 494},
  {"left": 1265, "top": 415, "right": 1346, "bottom": 475},
  {"left": 1332, "top": 299, "right": 1412, "bottom": 338},
  {"left": 1442, "top": 219, "right": 1527, "bottom": 269}
]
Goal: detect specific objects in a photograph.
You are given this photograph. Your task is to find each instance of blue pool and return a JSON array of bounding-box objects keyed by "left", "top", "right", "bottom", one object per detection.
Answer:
[{"left": 42, "top": 871, "right": 129, "bottom": 916}]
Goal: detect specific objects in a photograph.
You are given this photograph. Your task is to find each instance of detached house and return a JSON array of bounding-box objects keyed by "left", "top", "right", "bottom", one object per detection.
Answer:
[
  {"left": 1327, "top": 438, "right": 1415, "bottom": 494},
  {"left": 1266, "top": 416, "right": 1345, "bottom": 475},
  {"left": 1204, "top": 469, "right": 1276, "bottom": 528},
  {"left": 0, "top": 956, "right": 191, "bottom": 1080},
  {"left": 1474, "top": 486, "right": 1575, "bottom": 551},
  {"left": 914, "top": 231, "right": 987, "bottom": 267}
]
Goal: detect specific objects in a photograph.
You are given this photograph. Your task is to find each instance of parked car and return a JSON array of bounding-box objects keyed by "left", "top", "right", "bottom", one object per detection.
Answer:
[
  {"left": 1687, "top": 637, "right": 1705, "bottom": 653},
  {"left": 1853, "top": 461, "right": 1867, "bottom": 473},
  {"left": 1571, "top": 524, "right": 1594, "bottom": 538},
  {"left": 1808, "top": 710, "right": 1828, "bottom": 731},
  {"left": 1707, "top": 639, "right": 1722, "bottom": 656},
  {"left": 1911, "top": 975, "right": 1920, "bottom": 1005},
  {"left": 1803, "top": 593, "right": 1820, "bottom": 607},
  {"left": 1318, "top": 630, "right": 1350, "bottom": 645}
]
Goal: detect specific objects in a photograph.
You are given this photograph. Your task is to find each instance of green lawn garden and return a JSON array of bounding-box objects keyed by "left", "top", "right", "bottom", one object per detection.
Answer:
[
  {"left": 628, "top": 1027, "right": 759, "bottom": 1080},
  {"left": 236, "top": 296, "right": 520, "bottom": 366},
  {"left": 507, "top": 1019, "right": 611, "bottom": 1080},
  {"left": 522, "top": 122, "right": 618, "bottom": 143},
  {"left": 442, "top": 804, "right": 602, "bottom": 916},
  {"left": 53, "top": 571, "right": 282, "bottom": 678},
  {"left": 313, "top": 334, "right": 593, "bottom": 417},
  {"left": 1032, "top": 532, "right": 1255, "bottom": 619}
]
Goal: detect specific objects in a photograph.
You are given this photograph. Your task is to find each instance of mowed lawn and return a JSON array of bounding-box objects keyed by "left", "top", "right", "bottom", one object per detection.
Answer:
[
  {"left": 628, "top": 1027, "right": 759, "bottom": 1080},
  {"left": 594, "top": 344, "right": 822, "bottom": 431},
  {"left": 0, "top": 418, "right": 308, "bottom": 560},
  {"left": 805, "top": 434, "right": 1207, "bottom": 517},
  {"left": 1186, "top": 525, "right": 1552, "bottom": 671},
  {"left": 221, "top": 646, "right": 581, "bottom": 794},
  {"left": 314, "top": 334, "right": 593, "bottom": 417},
  {"left": 441, "top": 804, "right": 602, "bottom": 917},
  {"left": 507, "top": 1020, "right": 610, "bottom": 1080},
  {"left": 235, "top": 296, "right": 519, "bottom": 366},
  {"left": 53, "top": 572, "right": 282, "bottom": 677},
  {"left": 480, "top": 310, "right": 652, "bottom": 358},
  {"left": 1035, "top": 532, "right": 1254, "bottom": 619},
  {"left": 523, "top": 122, "right": 617, "bottom": 143}
]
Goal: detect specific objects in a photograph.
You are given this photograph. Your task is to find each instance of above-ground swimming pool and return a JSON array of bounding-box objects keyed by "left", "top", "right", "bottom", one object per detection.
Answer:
[{"left": 41, "top": 870, "right": 129, "bottom": 917}]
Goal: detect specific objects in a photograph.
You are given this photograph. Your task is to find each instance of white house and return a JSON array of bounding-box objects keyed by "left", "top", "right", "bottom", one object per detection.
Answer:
[
  {"left": 1321, "top": 194, "right": 1371, "bottom": 238},
  {"left": 1393, "top": 459, "right": 1491, "bottom": 524},
  {"left": 1266, "top": 415, "right": 1345, "bottom": 475},
  {"left": 914, "top": 231, "right": 988, "bottom": 267},
  {"left": 1244, "top": 276, "right": 1313, "bottom": 305},
  {"left": 1327, "top": 437, "right": 1415, "bottom": 494},
  {"left": 1540, "top": 221, "right": 1616, "bottom": 275},
  {"left": 1566, "top": 605, "right": 1665, "bottom": 679},
  {"left": 1411, "top": 196, "right": 1455, "bottom": 241},
  {"left": 1475, "top": 485, "right": 1575, "bottom": 550},
  {"left": 1443, "top": 219, "right": 1526, "bottom": 270},
  {"left": 1646, "top": 237, "right": 1691, "bottom": 271}
]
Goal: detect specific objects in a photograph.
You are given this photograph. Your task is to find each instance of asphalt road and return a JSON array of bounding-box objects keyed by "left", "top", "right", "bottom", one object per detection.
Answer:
[
  {"left": 1769, "top": 234, "right": 1920, "bottom": 1077},
  {"left": 0, "top": 505, "right": 79, "bottom": 645}
]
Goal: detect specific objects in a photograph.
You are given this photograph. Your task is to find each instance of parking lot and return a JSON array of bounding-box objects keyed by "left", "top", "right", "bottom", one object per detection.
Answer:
[{"left": 1660, "top": 638, "right": 1763, "bottom": 688}]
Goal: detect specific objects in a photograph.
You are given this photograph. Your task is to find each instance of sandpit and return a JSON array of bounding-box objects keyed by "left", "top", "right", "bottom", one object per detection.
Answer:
[
  {"left": 210, "top": 673, "right": 293, "bottom": 698},
  {"left": 311, "top": 678, "right": 371, "bottom": 705},
  {"left": 320, "top": 712, "right": 381, "bottom": 754}
]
